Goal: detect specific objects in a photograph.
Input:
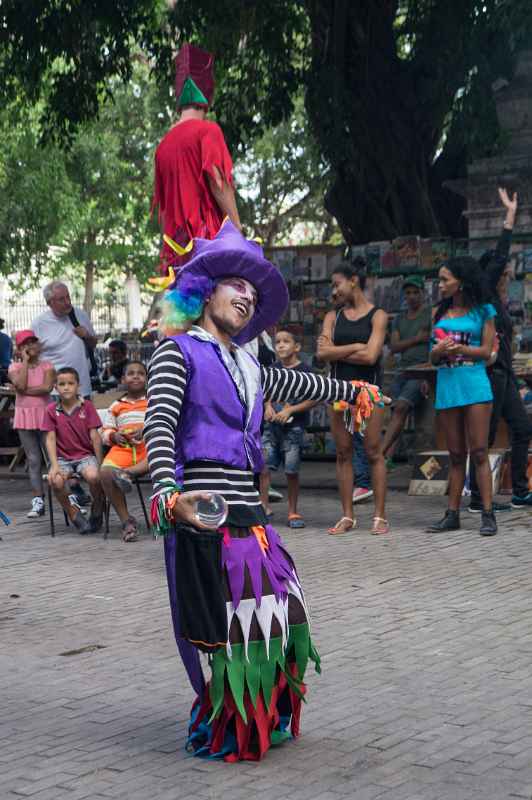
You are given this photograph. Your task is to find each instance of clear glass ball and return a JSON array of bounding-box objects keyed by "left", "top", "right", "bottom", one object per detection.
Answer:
[{"left": 194, "top": 493, "right": 228, "bottom": 529}]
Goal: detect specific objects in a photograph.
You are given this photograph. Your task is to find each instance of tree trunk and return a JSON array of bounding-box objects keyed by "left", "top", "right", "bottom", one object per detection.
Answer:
[{"left": 304, "top": 0, "right": 470, "bottom": 243}]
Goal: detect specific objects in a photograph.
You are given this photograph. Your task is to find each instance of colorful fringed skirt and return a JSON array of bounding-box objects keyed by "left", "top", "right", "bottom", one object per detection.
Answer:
[{"left": 164, "top": 523, "right": 320, "bottom": 762}]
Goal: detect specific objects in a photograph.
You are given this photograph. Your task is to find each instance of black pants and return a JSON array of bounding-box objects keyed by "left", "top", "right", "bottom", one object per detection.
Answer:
[{"left": 470, "top": 368, "right": 532, "bottom": 502}]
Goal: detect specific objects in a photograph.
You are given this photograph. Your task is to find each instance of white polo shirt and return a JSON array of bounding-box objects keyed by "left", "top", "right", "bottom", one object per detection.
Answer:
[{"left": 32, "top": 307, "right": 96, "bottom": 398}]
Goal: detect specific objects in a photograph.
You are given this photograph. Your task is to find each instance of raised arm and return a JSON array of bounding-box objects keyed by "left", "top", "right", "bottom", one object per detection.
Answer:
[{"left": 481, "top": 187, "right": 517, "bottom": 293}]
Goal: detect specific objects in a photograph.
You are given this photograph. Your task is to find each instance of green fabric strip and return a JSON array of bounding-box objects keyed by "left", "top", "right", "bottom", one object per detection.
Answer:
[
  {"left": 208, "top": 623, "right": 320, "bottom": 721},
  {"left": 177, "top": 77, "right": 209, "bottom": 107}
]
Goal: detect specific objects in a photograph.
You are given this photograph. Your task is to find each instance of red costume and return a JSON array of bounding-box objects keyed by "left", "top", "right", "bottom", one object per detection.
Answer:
[{"left": 152, "top": 44, "right": 234, "bottom": 272}]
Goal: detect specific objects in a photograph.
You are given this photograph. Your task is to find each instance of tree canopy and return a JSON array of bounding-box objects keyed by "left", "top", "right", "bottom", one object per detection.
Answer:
[{"left": 2, "top": 0, "right": 532, "bottom": 243}]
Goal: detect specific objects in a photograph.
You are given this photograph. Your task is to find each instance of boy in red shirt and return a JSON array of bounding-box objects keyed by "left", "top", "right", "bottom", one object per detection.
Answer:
[{"left": 42, "top": 367, "right": 104, "bottom": 534}]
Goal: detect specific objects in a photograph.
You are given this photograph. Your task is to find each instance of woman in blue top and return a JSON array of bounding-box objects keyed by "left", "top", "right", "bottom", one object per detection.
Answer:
[{"left": 427, "top": 257, "right": 497, "bottom": 536}]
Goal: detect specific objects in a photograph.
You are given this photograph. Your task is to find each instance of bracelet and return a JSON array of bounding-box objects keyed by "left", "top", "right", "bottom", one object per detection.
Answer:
[
  {"left": 333, "top": 381, "right": 384, "bottom": 434},
  {"left": 150, "top": 481, "right": 183, "bottom": 537}
]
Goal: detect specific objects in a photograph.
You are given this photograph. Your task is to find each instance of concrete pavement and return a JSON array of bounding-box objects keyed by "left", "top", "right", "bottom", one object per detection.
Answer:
[{"left": 1, "top": 468, "right": 532, "bottom": 800}]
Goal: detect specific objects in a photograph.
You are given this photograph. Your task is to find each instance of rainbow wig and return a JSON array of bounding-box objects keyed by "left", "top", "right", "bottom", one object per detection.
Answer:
[{"left": 161, "top": 271, "right": 214, "bottom": 333}]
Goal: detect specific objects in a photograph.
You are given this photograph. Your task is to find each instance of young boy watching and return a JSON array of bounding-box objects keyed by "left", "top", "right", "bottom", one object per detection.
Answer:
[
  {"left": 42, "top": 367, "right": 104, "bottom": 535},
  {"left": 260, "top": 329, "right": 317, "bottom": 528},
  {"left": 100, "top": 361, "right": 148, "bottom": 542}
]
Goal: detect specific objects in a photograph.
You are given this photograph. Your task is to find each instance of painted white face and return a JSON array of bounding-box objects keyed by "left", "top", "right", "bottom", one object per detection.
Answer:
[{"left": 205, "top": 277, "right": 258, "bottom": 337}]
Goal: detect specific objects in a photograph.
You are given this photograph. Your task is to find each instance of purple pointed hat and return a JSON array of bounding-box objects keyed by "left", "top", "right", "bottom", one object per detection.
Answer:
[{"left": 169, "top": 220, "right": 289, "bottom": 344}]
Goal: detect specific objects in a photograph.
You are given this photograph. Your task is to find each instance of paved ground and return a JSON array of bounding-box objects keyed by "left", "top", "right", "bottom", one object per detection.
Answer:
[{"left": 1, "top": 465, "right": 532, "bottom": 800}]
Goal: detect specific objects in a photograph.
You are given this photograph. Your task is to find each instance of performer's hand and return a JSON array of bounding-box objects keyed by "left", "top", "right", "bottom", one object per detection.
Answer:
[{"left": 170, "top": 490, "right": 218, "bottom": 530}]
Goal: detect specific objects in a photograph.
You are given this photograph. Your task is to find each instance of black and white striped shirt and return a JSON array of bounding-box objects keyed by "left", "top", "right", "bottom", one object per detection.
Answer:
[{"left": 144, "top": 337, "right": 358, "bottom": 526}]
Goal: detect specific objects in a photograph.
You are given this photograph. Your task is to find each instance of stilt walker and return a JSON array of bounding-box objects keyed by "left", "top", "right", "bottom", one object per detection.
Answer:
[{"left": 152, "top": 43, "right": 241, "bottom": 274}]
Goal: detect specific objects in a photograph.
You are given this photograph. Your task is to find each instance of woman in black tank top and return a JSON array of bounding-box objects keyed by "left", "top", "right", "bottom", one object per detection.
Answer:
[{"left": 317, "top": 261, "right": 389, "bottom": 535}]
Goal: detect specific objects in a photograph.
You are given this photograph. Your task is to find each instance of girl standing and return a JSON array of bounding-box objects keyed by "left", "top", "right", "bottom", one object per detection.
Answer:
[
  {"left": 8, "top": 330, "right": 55, "bottom": 518},
  {"left": 317, "top": 261, "right": 389, "bottom": 535},
  {"left": 427, "top": 258, "right": 497, "bottom": 535}
]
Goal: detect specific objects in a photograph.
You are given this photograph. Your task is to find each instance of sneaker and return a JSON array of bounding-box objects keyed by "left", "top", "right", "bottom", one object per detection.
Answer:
[
  {"left": 352, "top": 487, "right": 374, "bottom": 504},
  {"left": 68, "top": 493, "right": 82, "bottom": 511},
  {"left": 112, "top": 470, "right": 133, "bottom": 494},
  {"left": 27, "top": 497, "right": 45, "bottom": 518},
  {"left": 71, "top": 510, "right": 92, "bottom": 535},
  {"left": 480, "top": 510, "right": 497, "bottom": 536},
  {"left": 269, "top": 488, "right": 284, "bottom": 502},
  {"left": 511, "top": 493, "right": 532, "bottom": 508},
  {"left": 468, "top": 500, "right": 511, "bottom": 514}
]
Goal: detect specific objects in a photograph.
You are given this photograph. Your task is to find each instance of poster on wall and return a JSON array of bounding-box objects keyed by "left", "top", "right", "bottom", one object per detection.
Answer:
[{"left": 393, "top": 236, "right": 420, "bottom": 270}]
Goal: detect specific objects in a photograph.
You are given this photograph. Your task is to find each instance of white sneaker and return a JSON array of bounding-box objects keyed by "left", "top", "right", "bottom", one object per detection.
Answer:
[
  {"left": 27, "top": 497, "right": 45, "bottom": 518},
  {"left": 269, "top": 488, "right": 284, "bottom": 502},
  {"left": 352, "top": 487, "right": 374, "bottom": 503}
]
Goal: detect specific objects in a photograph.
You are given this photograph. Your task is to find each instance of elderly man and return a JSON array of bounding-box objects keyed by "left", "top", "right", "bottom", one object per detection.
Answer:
[{"left": 32, "top": 282, "right": 97, "bottom": 399}]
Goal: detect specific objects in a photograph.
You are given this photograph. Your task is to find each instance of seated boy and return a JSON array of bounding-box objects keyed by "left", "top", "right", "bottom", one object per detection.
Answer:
[
  {"left": 99, "top": 361, "right": 148, "bottom": 542},
  {"left": 42, "top": 367, "right": 104, "bottom": 535},
  {"left": 260, "top": 329, "right": 317, "bottom": 529}
]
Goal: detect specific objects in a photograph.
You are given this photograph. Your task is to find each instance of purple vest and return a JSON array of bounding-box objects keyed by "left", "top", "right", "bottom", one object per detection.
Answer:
[{"left": 170, "top": 334, "right": 264, "bottom": 483}]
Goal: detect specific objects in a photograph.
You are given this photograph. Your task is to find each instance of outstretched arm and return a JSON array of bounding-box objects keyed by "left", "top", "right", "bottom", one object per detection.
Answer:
[{"left": 261, "top": 365, "right": 364, "bottom": 406}]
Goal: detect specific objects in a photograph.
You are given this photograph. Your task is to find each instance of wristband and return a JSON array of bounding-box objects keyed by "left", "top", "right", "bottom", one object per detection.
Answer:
[
  {"left": 150, "top": 481, "right": 183, "bottom": 537},
  {"left": 333, "top": 380, "right": 384, "bottom": 434}
]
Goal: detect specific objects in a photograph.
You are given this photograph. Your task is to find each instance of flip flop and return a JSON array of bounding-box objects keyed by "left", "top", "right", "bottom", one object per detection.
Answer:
[
  {"left": 288, "top": 514, "right": 305, "bottom": 529},
  {"left": 371, "top": 516, "right": 389, "bottom": 535},
  {"left": 328, "top": 516, "right": 355, "bottom": 535},
  {"left": 122, "top": 517, "right": 139, "bottom": 543}
]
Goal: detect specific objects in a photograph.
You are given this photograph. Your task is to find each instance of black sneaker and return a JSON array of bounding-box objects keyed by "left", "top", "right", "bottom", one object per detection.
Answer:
[
  {"left": 479, "top": 510, "right": 497, "bottom": 536},
  {"left": 426, "top": 510, "right": 460, "bottom": 532},
  {"left": 468, "top": 500, "right": 511, "bottom": 514}
]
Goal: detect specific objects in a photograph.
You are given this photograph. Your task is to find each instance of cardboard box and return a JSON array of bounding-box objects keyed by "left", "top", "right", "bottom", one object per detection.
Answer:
[{"left": 409, "top": 450, "right": 507, "bottom": 496}]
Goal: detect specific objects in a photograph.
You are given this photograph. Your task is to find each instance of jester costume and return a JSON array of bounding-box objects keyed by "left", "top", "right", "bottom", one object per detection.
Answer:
[
  {"left": 152, "top": 43, "right": 235, "bottom": 272},
  {"left": 144, "top": 222, "right": 383, "bottom": 761}
]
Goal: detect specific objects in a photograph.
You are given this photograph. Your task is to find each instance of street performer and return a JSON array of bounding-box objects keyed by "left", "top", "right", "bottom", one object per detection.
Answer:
[
  {"left": 144, "top": 220, "right": 386, "bottom": 762},
  {"left": 152, "top": 43, "right": 241, "bottom": 274}
]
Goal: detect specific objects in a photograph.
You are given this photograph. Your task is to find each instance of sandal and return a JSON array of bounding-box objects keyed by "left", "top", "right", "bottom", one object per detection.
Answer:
[
  {"left": 371, "top": 516, "right": 389, "bottom": 535},
  {"left": 121, "top": 517, "right": 139, "bottom": 543},
  {"left": 328, "top": 516, "right": 355, "bottom": 535},
  {"left": 288, "top": 513, "right": 305, "bottom": 529}
]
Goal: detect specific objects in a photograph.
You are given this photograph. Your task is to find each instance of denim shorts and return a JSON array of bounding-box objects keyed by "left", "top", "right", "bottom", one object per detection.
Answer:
[
  {"left": 57, "top": 455, "right": 99, "bottom": 477},
  {"left": 262, "top": 424, "right": 304, "bottom": 475},
  {"left": 390, "top": 374, "right": 426, "bottom": 409}
]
